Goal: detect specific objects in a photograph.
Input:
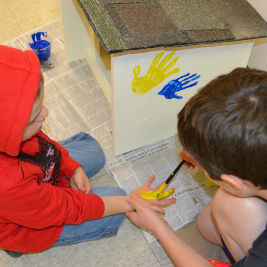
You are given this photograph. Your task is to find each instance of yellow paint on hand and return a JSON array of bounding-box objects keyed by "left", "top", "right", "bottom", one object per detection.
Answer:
[
  {"left": 132, "top": 51, "right": 180, "bottom": 94},
  {"left": 140, "top": 189, "right": 157, "bottom": 200},
  {"left": 140, "top": 183, "right": 174, "bottom": 200},
  {"left": 207, "top": 177, "right": 219, "bottom": 187}
]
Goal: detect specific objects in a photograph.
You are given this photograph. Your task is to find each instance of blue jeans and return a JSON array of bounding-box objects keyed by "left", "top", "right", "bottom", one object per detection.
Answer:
[{"left": 53, "top": 132, "right": 126, "bottom": 246}]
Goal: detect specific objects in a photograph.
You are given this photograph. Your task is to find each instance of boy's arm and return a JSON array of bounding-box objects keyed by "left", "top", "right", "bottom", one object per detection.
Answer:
[
  {"left": 156, "top": 224, "right": 214, "bottom": 267},
  {"left": 101, "top": 195, "right": 174, "bottom": 217},
  {"left": 102, "top": 175, "right": 176, "bottom": 216},
  {"left": 101, "top": 196, "right": 132, "bottom": 215},
  {"left": 127, "top": 197, "right": 214, "bottom": 267},
  {"left": 0, "top": 173, "right": 174, "bottom": 229}
]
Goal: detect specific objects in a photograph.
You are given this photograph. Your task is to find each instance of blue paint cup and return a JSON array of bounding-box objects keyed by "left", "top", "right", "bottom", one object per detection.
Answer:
[{"left": 29, "top": 32, "right": 51, "bottom": 61}]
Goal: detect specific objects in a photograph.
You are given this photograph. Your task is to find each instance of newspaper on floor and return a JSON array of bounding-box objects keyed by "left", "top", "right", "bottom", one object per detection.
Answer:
[
  {"left": 106, "top": 136, "right": 217, "bottom": 266},
  {"left": 4, "top": 19, "right": 114, "bottom": 153}
]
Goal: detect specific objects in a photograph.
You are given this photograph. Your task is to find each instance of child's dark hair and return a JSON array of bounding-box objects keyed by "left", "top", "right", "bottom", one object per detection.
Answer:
[{"left": 178, "top": 68, "right": 267, "bottom": 189}]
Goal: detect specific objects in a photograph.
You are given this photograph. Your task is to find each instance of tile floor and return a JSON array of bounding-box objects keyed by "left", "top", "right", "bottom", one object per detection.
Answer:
[
  {"left": 0, "top": 0, "right": 61, "bottom": 44},
  {"left": 0, "top": 1, "right": 229, "bottom": 266}
]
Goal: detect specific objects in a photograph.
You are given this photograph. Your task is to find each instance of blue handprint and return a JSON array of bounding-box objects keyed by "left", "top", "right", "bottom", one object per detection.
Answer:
[{"left": 158, "top": 73, "right": 200, "bottom": 99}]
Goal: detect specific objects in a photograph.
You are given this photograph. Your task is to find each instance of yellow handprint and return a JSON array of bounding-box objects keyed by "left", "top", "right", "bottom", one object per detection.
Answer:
[
  {"left": 140, "top": 183, "right": 174, "bottom": 200},
  {"left": 132, "top": 51, "right": 180, "bottom": 94}
]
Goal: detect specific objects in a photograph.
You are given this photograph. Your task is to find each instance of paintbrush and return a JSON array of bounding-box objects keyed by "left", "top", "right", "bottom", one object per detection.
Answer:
[
  {"left": 165, "top": 159, "right": 185, "bottom": 185},
  {"left": 141, "top": 159, "right": 185, "bottom": 200}
]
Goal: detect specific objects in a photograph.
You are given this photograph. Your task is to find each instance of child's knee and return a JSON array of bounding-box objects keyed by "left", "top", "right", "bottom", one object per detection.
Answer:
[
  {"left": 111, "top": 187, "right": 127, "bottom": 196},
  {"left": 197, "top": 202, "right": 221, "bottom": 245},
  {"left": 197, "top": 202, "right": 211, "bottom": 229},
  {"left": 86, "top": 134, "right": 106, "bottom": 167},
  {"left": 89, "top": 144, "right": 106, "bottom": 173},
  {"left": 74, "top": 133, "right": 106, "bottom": 176}
]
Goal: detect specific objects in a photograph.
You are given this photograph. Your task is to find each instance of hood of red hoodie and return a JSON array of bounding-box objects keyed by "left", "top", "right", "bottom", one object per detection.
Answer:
[{"left": 0, "top": 45, "right": 40, "bottom": 156}]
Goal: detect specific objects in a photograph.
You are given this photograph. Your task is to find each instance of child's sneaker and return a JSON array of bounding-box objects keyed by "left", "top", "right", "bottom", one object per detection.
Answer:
[{"left": 4, "top": 250, "right": 22, "bottom": 258}]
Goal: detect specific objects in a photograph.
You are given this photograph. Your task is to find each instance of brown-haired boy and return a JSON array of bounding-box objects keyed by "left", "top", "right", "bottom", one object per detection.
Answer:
[{"left": 127, "top": 68, "right": 267, "bottom": 267}]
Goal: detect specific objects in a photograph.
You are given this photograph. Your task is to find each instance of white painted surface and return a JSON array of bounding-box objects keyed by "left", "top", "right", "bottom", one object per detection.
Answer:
[
  {"left": 113, "top": 42, "right": 253, "bottom": 155},
  {"left": 60, "top": 0, "right": 264, "bottom": 154},
  {"left": 60, "top": 0, "right": 91, "bottom": 62}
]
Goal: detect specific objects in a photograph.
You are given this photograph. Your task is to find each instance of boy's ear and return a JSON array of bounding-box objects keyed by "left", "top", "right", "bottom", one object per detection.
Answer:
[{"left": 220, "top": 174, "right": 244, "bottom": 194}]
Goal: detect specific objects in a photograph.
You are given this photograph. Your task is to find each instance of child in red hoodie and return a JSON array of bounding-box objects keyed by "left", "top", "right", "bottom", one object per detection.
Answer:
[{"left": 0, "top": 45, "right": 175, "bottom": 256}]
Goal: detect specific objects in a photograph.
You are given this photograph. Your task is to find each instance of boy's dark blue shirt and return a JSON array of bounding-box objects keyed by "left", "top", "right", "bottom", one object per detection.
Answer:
[{"left": 231, "top": 226, "right": 267, "bottom": 267}]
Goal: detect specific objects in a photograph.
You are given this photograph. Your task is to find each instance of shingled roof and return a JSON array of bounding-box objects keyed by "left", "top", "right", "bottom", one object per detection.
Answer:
[{"left": 76, "top": 0, "right": 267, "bottom": 54}]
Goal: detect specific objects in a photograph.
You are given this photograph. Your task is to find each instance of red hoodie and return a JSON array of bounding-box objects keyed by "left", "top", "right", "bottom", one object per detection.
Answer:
[{"left": 0, "top": 45, "right": 105, "bottom": 253}]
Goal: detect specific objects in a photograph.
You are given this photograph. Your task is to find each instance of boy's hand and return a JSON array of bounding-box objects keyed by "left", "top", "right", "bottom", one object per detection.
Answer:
[
  {"left": 129, "top": 175, "right": 176, "bottom": 207},
  {"left": 126, "top": 197, "right": 170, "bottom": 235},
  {"left": 70, "top": 167, "right": 92, "bottom": 194}
]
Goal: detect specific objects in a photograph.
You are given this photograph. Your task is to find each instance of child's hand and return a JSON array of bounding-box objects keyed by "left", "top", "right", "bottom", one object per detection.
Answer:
[
  {"left": 70, "top": 167, "right": 92, "bottom": 194},
  {"left": 126, "top": 197, "right": 171, "bottom": 236},
  {"left": 129, "top": 175, "right": 176, "bottom": 207}
]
